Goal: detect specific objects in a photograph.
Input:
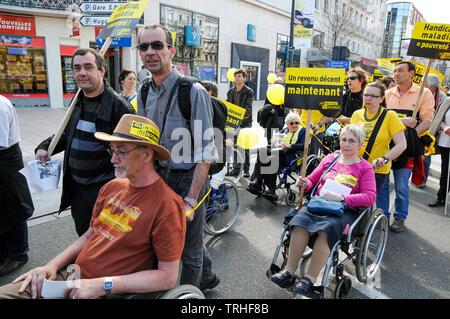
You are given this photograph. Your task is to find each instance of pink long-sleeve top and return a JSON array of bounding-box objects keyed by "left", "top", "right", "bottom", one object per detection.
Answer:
[{"left": 305, "top": 154, "right": 376, "bottom": 208}]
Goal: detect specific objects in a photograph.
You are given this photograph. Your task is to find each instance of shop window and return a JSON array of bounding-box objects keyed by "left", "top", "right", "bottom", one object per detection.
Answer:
[
  {"left": 0, "top": 36, "right": 47, "bottom": 95},
  {"left": 160, "top": 4, "right": 218, "bottom": 82}
]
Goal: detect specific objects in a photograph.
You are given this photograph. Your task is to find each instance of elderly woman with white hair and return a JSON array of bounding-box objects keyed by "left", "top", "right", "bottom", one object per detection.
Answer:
[
  {"left": 270, "top": 124, "right": 376, "bottom": 296},
  {"left": 247, "top": 112, "right": 305, "bottom": 202}
]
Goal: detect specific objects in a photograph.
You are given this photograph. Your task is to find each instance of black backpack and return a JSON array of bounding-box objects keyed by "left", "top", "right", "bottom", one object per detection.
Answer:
[{"left": 140, "top": 76, "right": 227, "bottom": 175}]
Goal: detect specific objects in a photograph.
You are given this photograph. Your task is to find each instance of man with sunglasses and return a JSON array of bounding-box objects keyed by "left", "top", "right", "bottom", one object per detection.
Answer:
[
  {"left": 35, "top": 48, "right": 135, "bottom": 237},
  {"left": 136, "top": 24, "right": 220, "bottom": 291}
]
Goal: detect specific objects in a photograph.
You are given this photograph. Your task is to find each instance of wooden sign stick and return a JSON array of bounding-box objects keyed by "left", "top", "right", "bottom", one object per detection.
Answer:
[
  {"left": 296, "top": 109, "right": 313, "bottom": 210},
  {"left": 47, "top": 37, "right": 114, "bottom": 157},
  {"left": 412, "top": 58, "right": 432, "bottom": 119}
]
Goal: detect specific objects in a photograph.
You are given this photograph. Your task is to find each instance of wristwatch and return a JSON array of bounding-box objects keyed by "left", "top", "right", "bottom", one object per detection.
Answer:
[
  {"left": 184, "top": 197, "right": 198, "bottom": 208},
  {"left": 382, "top": 156, "right": 390, "bottom": 164},
  {"left": 340, "top": 195, "right": 345, "bottom": 203},
  {"left": 104, "top": 277, "right": 113, "bottom": 295}
]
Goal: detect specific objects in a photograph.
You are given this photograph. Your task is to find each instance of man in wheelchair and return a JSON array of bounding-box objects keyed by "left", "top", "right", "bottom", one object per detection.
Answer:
[
  {"left": 247, "top": 112, "right": 305, "bottom": 202},
  {"left": 0, "top": 115, "right": 187, "bottom": 299},
  {"left": 270, "top": 125, "right": 376, "bottom": 296}
]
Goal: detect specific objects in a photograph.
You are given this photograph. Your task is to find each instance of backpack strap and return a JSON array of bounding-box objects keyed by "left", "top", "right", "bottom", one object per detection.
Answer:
[{"left": 363, "top": 109, "right": 388, "bottom": 161}]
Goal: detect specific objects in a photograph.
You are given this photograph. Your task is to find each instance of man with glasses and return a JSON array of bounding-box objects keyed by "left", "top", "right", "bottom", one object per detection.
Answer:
[
  {"left": 384, "top": 61, "right": 434, "bottom": 232},
  {"left": 136, "top": 24, "right": 219, "bottom": 291},
  {"left": 0, "top": 115, "right": 186, "bottom": 299},
  {"left": 35, "top": 48, "right": 135, "bottom": 237}
]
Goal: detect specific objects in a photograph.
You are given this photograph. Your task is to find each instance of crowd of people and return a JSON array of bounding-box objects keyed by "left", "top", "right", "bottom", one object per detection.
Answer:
[{"left": 1, "top": 22, "right": 449, "bottom": 299}]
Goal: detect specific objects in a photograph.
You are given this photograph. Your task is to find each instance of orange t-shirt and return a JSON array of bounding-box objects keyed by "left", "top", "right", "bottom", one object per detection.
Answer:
[
  {"left": 385, "top": 83, "right": 435, "bottom": 121},
  {"left": 75, "top": 177, "right": 186, "bottom": 279}
]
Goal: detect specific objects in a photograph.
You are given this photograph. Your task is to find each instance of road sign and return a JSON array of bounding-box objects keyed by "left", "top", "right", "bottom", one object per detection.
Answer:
[
  {"left": 79, "top": 2, "right": 124, "bottom": 14},
  {"left": 325, "top": 60, "right": 351, "bottom": 69},
  {"left": 79, "top": 15, "right": 109, "bottom": 27}
]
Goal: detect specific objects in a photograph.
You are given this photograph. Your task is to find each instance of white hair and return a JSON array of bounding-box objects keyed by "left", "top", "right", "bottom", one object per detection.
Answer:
[
  {"left": 284, "top": 112, "right": 301, "bottom": 125},
  {"left": 340, "top": 124, "right": 365, "bottom": 144}
]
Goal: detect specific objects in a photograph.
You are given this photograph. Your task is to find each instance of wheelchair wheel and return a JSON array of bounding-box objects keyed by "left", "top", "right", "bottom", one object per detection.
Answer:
[
  {"left": 285, "top": 188, "right": 297, "bottom": 206},
  {"left": 160, "top": 284, "right": 205, "bottom": 299},
  {"left": 355, "top": 208, "right": 388, "bottom": 283},
  {"left": 334, "top": 277, "right": 352, "bottom": 299},
  {"left": 204, "top": 178, "right": 240, "bottom": 236},
  {"left": 305, "top": 154, "right": 321, "bottom": 176}
]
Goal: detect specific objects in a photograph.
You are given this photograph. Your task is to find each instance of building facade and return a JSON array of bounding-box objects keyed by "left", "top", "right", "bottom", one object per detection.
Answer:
[
  {"left": 306, "top": 0, "right": 387, "bottom": 74},
  {"left": 0, "top": 0, "right": 297, "bottom": 107}
]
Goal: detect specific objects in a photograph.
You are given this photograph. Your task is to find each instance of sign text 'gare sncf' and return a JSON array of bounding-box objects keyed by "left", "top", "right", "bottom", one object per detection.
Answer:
[{"left": 284, "top": 68, "right": 346, "bottom": 113}]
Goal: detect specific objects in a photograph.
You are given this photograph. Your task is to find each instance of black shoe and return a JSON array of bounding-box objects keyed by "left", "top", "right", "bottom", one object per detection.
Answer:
[
  {"left": 389, "top": 218, "right": 405, "bottom": 233},
  {"left": 200, "top": 274, "right": 220, "bottom": 291},
  {"left": 262, "top": 189, "right": 278, "bottom": 202},
  {"left": 243, "top": 170, "right": 250, "bottom": 178},
  {"left": 247, "top": 182, "right": 263, "bottom": 196},
  {"left": 271, "top": 269, "right": 295, "bottom": 288},
  {"left": 0, "top": 256, "right": 28, "bottom": 277},
  {"left": 428, "top": 199, "right": 445, "bottom": 207}
]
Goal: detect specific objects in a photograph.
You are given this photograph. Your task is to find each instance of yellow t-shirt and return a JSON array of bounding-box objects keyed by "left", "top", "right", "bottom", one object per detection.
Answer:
[
  {"left": 299, "top": 109, "right": 326, "bottom": 133},
  {"left": 350, "top": 108, "right": 405, "bottom": 174}
]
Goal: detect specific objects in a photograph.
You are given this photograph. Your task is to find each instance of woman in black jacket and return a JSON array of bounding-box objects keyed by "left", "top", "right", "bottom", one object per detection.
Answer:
[{"left": 337, "top": 67, "right": 368, "bottom": 124}]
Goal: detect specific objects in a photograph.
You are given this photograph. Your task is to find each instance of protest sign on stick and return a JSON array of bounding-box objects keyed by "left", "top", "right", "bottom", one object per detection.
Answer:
[{"left": 284, "top": 67, "right": 346, "bottom": 208}]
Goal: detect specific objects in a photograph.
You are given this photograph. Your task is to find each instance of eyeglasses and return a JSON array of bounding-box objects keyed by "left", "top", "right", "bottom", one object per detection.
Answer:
[
  {"left": 288, "top": 122, "right": 300, "bottom": 125},
  {"left": 340, "top": 138, "right": 358, "bottom": 144},
  {"left": 363, "top": 94, "right": 381, "bottom": 99},
  {"left": 347, "top": 76, "right": 359, "bottom": 81},
  {"left": 107, "top": 146, "right": 141, "bottom": 159},
  {"left": 136, "top": 41, "right": 171, "bottom": 51}
]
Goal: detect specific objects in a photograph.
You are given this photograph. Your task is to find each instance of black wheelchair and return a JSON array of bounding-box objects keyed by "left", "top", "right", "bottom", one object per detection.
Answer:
[
  {"left": 274, "top": 152, "right": 321, "bottom": 206},
  {"left": 266, "top": 205, "right": 388, "bottom": 299}
]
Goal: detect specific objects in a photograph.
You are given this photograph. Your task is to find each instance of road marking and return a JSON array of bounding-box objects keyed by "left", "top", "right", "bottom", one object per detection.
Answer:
[{"left": 347, "top": 274, "right": 391, "bottom": 299}]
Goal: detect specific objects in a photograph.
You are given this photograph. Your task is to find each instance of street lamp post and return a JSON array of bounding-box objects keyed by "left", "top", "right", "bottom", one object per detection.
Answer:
[{"left": 288, "top": 0, "right": 295, "bottom": 67}]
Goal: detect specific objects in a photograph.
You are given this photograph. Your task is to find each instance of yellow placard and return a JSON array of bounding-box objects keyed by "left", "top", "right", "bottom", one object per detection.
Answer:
[
  {"left": 285, "top": 68, "right": 346, "bottom": 86},
  {"left": 411, "top": 22, "right": 450, "bottom": 43},
  {"left": 129, "top": 120, "right": 159, "bottom": 144},
  {"left": 408, "top": 22, "right": 450, "bottom": 60},
  {"left": 217, "top": 98, "right": 246, "bottom": 133},
  {"left": 376, "top": 58, "right": 445, "bottom": 85}
]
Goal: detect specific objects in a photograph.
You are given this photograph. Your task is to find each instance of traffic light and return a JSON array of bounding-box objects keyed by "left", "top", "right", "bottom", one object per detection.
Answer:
[{"left": 332, "top": 46, "right": 350, "bottom": 60}]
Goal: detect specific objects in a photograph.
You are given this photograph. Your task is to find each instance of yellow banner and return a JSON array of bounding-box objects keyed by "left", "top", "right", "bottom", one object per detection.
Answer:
[
  {"left": 285, "top": 68, "right": 346, "bottom": 86},
  {"left": 216, "top": 98, "right": 246, "bottom": 133},
  {"left": 411, "top": 22, "right": 450, "bottom": 43},
  {"left": 376, "top": 58, "right": 444, "bottom": 85}
]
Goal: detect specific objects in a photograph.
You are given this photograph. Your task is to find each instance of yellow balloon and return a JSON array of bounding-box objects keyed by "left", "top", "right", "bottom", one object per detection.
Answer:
[
  {"left": 227, "top": 68, "right": 237, "bottom": 82},
  {"left": 267, "top": 73, "right": 277, "bottom": 84},
  {"left": 266, "top": 84, "right": 285, "bottom": 105},
  {"left": 237, "top": 128, "right": 259, "bottom": 150}
]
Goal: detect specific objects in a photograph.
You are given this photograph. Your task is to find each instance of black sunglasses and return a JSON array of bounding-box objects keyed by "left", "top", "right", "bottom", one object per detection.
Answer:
[
  {"left": 136, "top": 40, "right": 171, "bottom": 51},
  {"left": 347, "top": 76, "right": 359, "bottom": 80}
]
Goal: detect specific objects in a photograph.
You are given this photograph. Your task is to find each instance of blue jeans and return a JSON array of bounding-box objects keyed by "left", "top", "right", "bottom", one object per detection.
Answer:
[
  {"left": 375, "top": 173, "right": 390, "bottom": 215},
  {"left": 380, "top": 168, "right": 412, "bottom": 221}
]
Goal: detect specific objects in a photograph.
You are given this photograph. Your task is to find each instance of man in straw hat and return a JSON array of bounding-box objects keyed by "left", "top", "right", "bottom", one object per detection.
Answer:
[{"left": 0, "top": 115, "right": 186, "bottom": 299}]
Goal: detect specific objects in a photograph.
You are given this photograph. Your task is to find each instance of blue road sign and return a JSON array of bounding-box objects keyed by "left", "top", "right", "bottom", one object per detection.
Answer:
[{"left": 325, "top": 60, "right": 351, "bottom": 69}]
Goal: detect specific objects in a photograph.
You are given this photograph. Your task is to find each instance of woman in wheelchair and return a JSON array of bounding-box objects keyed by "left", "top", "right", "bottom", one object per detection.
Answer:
[
  {"left": 247, "top": 112, "right": 305, "bottom": 202},
  {"left": 270, "top": 125, "right": 376, "bottom": 296}
]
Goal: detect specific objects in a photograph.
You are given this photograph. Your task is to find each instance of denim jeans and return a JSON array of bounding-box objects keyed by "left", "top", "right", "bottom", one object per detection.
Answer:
[
  {"left": 375, "top": 173, "right": 390, "bottom": 215},
  {"left": 380, "top": 168, "right": 412, "bottom": 221}
]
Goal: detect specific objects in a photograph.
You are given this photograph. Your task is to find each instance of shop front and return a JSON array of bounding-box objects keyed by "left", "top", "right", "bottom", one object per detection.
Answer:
[{"left": 0, "top": 13, "right": 50, "bottom": 107}]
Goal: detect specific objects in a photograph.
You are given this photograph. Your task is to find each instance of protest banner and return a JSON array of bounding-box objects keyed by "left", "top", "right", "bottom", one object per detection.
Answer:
[
  {"left": 376, "top": 58, "right": 444, "bottom": 86},
  {"left": 217, "top": 98, "right": 246, "bottom": 133},
  {"left": 284, "top": 67, "right": 346, "bottom": 117},
  {"left": 284, "top": 67, "right": 345, "bottom": 208},
  {"left": 47, "top": 1, "right": 149, "bottom": 157},
  {"left": 407, "top": 22, "right": 450, "bottom": 60},
  {"left": 97, "top": 0, "right": 148, "bottom": 40}
]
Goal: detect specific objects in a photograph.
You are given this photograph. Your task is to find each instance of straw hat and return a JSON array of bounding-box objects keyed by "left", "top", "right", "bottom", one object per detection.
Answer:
[{"left": 95, "top": 114, "right": 170, "bottom": 161}]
